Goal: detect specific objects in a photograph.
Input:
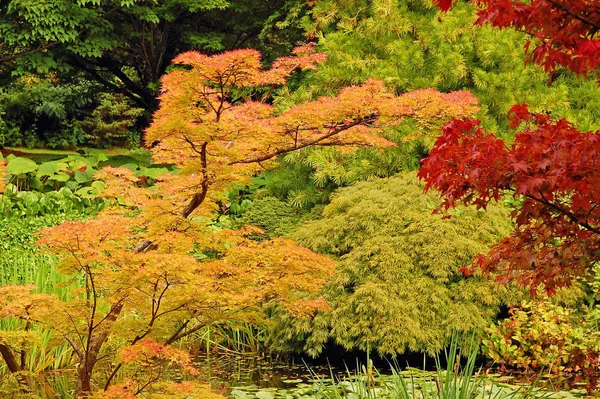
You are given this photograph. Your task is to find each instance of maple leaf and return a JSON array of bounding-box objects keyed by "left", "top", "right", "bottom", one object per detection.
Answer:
[
  {"left": 507, "top": 103, "right": 531, "bottom": 128},
  {"left": 420, "top": 113, "right": 600, "bottom": 293},
  {"left": 435, "top": 0, "right": 454, "bottom": 12}
]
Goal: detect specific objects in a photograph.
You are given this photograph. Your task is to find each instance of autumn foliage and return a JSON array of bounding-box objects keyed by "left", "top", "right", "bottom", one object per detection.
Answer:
[
  {"left": 434, "top": 0, "right": 600, "bottom": 76},
  {"left": 0, "top": 43, "right": 483, "bottom": 398},
  {"left": 421, "top": 0, "right": 600, "bottom": 294},
  {"left": 146, "top": 44, "right": 479, "bottom": 220},
  {"left": 418, "top": 105, "right": 600, "bottom": 293}
]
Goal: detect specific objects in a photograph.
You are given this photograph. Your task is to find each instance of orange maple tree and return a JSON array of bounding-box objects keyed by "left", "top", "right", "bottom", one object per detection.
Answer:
[{"left": 0, "top": 45, "right": 480, "bottom": 398}]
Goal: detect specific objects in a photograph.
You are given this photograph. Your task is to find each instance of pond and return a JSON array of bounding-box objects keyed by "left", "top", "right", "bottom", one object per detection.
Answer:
[
  {"left": 12, "top": 352, "right": 597, "bottom": 398},
  {"left": 192, "top": 354, "right": 597, "bottom": 399}
]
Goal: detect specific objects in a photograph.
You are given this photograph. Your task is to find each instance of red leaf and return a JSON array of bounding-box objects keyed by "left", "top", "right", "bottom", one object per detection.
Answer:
[
  {"left": 435, "top": 0, "right": 454, "bottom": 12},
  {"left": 508, "top": 103, "right": 530, "bottom": 128}
]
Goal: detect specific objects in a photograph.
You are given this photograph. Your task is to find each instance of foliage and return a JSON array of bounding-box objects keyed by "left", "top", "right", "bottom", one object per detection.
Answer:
[
  {"left": 4, "top": 153, "right": 109, "bottom": 197},
  {"left": 146, "top": 44, "right": 478, "bottom": 220},
  {"left": 279, "top": 0, "right": 600, "bottom": 135},
  {"left": 235, "top": 137, "right": 428, "bottom": 211},
  {"left": 421, "top": 0, "right": 600, "bottom": 295},
  {"left": 435, "top": 0, "right": 600, "bottom": 75},
  {"left": 247, "top": 88, "right": 479, "bottom": 209},
  {"left": 0, "top": 32, "right": 550, "bottom": 399},
  {"left": 238, "top": 196, "right": 303, "bottom": 238},
  {"left": 0, "top": 0, "right": 311, "bottom": 113},
  {"left": 276, "top": 172, "right": 517, "bottom": 356},
  {"left": 0, "top": 78, "right": 94, "bottom": 148},
  {"left": 81, "top": 93, "right": 144, "bottom": 148},
  {"left": 418, "top": 106, "right": 600, "bottom": 293},
  {"left": 0, "top": 188, "right": 102, "bottom": 218},
  {"left": 0, "top": 45, "right": 435, "bottom": 397},
  {"left": 0, "top": 189, "right": 96, "bottom": 390},
  {"left": 482, "top": 300, "right": 600, "bottom": 377}
]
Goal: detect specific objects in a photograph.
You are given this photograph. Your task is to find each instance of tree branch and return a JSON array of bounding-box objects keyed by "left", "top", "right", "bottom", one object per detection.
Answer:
[
  {"left": 525, "top": 191, "right": 600, "bottom": 235},
  {"left": 231, "top": 114, "right": 378, "bottom": 165},
  {"left": 0, "top": 41, "right": 59, "bottom": 63},
  {"left": 543, "top": 0, "right": 600, "bottom": 31}
]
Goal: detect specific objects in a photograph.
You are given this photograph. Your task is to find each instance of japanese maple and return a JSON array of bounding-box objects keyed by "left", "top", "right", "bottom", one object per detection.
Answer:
[
  {"left": 0, "top": 44, "right": 481, "bottom": 398},
  {"left": 434, "top": 0, "right": 600, "bottom": 76},
  {"left": 418, "top": 105, "right": 600, "bottom": 293},
  {"left": 145, "top": 44, "right": 479, "bottom": 221},
  {"left": 422, "top": 0, "right": 600, "bottom": 293}
]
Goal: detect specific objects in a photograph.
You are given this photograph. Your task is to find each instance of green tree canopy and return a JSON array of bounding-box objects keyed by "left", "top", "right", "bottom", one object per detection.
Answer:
[{"left": 0, "top": 0, "right": 309, "bottom": 111}]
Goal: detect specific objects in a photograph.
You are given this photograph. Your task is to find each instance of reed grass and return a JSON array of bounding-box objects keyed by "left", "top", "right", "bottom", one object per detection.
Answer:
[
  {"left": 306, "top": 336, "right": 548, "bottom": 399},
  {"left": 0, "top": 211, "right": 83, "bottom": 375}
]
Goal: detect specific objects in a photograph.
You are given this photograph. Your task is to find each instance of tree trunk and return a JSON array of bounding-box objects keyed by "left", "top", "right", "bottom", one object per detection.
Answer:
[
  {"left": 75, "top": 302, "right": 124, "bottom": 397},
  {"left": 0, "top": 343, "right": 35, "bottom": 392},
  {"left": 75, "top": 364, "right": 93, "bottom": 398}
]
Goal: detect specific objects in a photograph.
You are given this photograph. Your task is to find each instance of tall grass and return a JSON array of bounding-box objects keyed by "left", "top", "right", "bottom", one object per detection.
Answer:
[
  {"left": 0, "top": 208, "right": 86, "bottom": 375},
  {"left": 0, "top": 250, "right": 78, "bottom": 374}
]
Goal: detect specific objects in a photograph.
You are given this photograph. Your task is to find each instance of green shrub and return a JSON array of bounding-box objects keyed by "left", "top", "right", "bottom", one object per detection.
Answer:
[
  {"left": 81, "top": 93, "right": 144, "bottom": 148},
  {"left": 239, "top": 197, "right": 303, "bottom": 237},
  {"left": 0, "top": 78, "right": 94, "bottom": 148},
  {"left": 272, "top": 172, "right": 518, "bottom": 356}
]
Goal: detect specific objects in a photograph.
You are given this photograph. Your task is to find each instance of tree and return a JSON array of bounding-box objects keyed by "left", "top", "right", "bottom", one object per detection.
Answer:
[
  {"left": 418, "top": 109, "right": 600, "bottom": 294},
  {"left": 419, "top": 0, "right": 600, "bottom": 294},
  {"left": 0, "top": 0, "right": 310, "bottom": 112},
  {"left": 144, "top": 45, "right": 481, "bottom": 220},
  {"left": 274, "top": 172, "right": 516, "bottom": 356},
  {"left": 0, "top": 44, "right": 479, "bottom": 397},
  {"left": 434, "top": 0, "right": 600, "bottom": 75}
]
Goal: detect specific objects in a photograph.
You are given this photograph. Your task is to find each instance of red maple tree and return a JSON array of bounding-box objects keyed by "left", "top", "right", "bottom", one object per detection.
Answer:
[
  {"left": 418, "top": 106, "right": 600, "bottom": 293},
  {"left": 422, "top": 0, "right": 600, "bottom": 293}
]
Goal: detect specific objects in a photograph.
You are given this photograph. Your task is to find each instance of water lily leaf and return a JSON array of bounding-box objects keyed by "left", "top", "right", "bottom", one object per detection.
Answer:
[
  {"left": 230, "top": 390, "right": 247, "bottom": 399},
  {"left": 255, "top": 391, "right": 275, "bottom": 399}
]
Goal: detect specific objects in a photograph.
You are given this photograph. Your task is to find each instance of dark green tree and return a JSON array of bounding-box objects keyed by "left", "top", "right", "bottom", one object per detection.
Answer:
[{"left": 0, "top": 0, "right": 310, "bottom": 111}]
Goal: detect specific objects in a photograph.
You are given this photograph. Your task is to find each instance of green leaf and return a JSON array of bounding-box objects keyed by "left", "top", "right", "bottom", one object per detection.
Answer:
[
  {"left": 74, "top": 170, "right": 95, "bottom": 184},
  {"left": 91, "top": 180, "right": 107, "bottom": 190},
  {"left": 75, "top": 187, "right": 96, "bottom": 198},
  {"left": 138, "top": 167, "right": 169, "bottom": 179},
  {"left": 48, "top": 172, "right": 71, "bottom": 182},
  {"left": 37, "top": 161, "right": 61, "bottom": 177},
  {"left": 7, "top": 157, "right": 38, "bottom": 175}
]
